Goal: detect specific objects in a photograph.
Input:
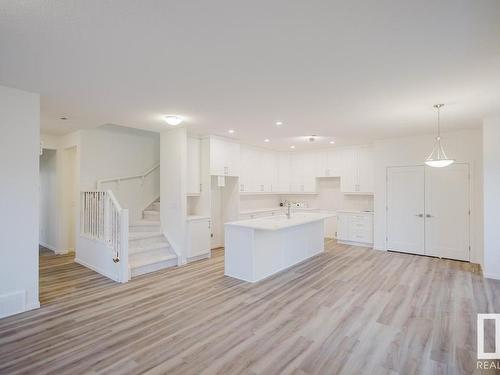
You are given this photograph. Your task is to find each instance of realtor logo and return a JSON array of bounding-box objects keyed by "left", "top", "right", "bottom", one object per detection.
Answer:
[{"left": 477, "top": 314, "right": 500, "bottom": 359}]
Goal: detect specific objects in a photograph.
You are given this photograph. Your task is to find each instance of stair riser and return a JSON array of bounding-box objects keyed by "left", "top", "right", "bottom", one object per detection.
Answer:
[
  {"left": 129, "top": 245, "right": 170, "bottom": 255},
  {"left": 129, "top": 235, "right": 166, "bottom": 248},
  {"left": 130, "top": 258, "right": 177, "bottom": 277},
  {"left": 152, "top": 202, "right": 160, "bottom": 211},
  {"left": 143, "top": 212, "right": 160, "bottom": 221}
]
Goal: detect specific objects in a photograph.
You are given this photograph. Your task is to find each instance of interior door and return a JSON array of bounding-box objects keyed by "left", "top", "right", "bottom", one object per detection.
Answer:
[
  {"left": 387, "top": 166, "right": 425, "bottom": 255},
  {"left": 424, "top": 163, "right": 470, "bottom": 261}
]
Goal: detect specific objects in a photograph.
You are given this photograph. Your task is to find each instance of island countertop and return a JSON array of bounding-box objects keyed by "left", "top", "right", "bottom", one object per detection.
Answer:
[{"left": 225, "top": 212, "right": 334, "bottom": 231}]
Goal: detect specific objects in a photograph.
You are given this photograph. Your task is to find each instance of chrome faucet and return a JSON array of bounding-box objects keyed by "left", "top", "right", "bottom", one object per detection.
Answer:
[{"left": 286, "top": 201, "right": 292, "bottom": 219}]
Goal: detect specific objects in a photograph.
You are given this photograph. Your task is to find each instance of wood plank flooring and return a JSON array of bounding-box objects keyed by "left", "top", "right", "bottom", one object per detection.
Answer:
[{"left": 1, "top": 242, "right": 499, "bottom": 374}]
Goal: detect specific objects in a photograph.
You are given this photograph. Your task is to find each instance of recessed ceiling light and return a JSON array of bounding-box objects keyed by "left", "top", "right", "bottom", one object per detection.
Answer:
[
  {"left": 163, "top": 115, "right": 183, "bottom": 126},
  {"left": 329, "top": 140, "right": 335, "bottom": 144},
  {"left": 275, "top": 121, "right": 283, "bottom": 126},
  {"left": 228, "top": 129, "right": 235, "bottom": 134},
  {"left": 290, "top": 145, "right": 295, "bottom": 149},
  {"left": 264, "top": 138, "right": 270, "bottom": 143}
]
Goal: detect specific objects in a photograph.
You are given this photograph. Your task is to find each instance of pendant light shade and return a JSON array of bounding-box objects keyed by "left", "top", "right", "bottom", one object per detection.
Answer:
[{"left": 425, "top": 104, "right": 454, "bottom": 168}]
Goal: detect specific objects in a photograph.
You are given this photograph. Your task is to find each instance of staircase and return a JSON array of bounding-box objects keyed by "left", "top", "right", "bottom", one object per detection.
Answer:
[{"left": 128, "top": 200, "right": 177, "bottom": 277}]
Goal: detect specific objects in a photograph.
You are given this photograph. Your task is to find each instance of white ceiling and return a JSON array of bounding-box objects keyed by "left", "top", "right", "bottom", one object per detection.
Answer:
[{"left": 1, "top": 0, "right": 500, "bottom": 150}]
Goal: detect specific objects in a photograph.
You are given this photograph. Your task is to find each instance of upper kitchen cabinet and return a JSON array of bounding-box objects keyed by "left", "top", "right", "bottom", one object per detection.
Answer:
[
  {"left": 290, "top": 151, "right": 317, "bottom": 193},
  {"left": 209, "top": 136, "right": 240, "bottom": 176},
  {"left": 239, "top": 145, "right": 278, "bottom": 193},
  {"left": 187, "top": 136, "right": 201, "bottom": 195},
  {"left": 339, "top": 146, "right": 374, "bottom": 194},
  {"left": 316, "top": 149, "right": 342, "bottom": 178}
]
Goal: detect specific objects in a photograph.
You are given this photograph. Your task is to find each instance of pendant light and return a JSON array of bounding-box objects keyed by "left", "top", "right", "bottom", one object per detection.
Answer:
[{"left": 425, "top": 104, "right": 455, "bottom": 168}]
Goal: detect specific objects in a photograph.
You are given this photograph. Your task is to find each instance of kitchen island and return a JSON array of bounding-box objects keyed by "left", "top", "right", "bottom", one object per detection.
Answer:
[{"left": 224, "top": 212, "right": 334, "bottom": 282}]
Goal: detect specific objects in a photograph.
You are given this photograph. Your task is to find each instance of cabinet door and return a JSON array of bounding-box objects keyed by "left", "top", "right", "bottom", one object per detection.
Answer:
[
  {"left": 387, "top": 166, "right": 425, "bottom": 255},
  {"left": 209, "top": 137, "right": 225, "bottom": 175},
  {"left": 336, "top": 214, "right": 350, "bottom": 240},
  {"left": 187, "top": 219, "right": 211, "bottom": 258},
  {"left": 226, "top": 141, "right": 240, "bottom": 176},
  {"left": 316, "top": 150, "right": 328, "bottom": 177},
  {"left": 357, "top": 147, "right": 374, "bottom": 193},
  {"left": 339, "top": 148, "right": 358, "bottom": 193},
  {"left": 239, "top": 146, "right": 253, "bottom": 192},
  {"left": 326, "top": 149, "right": 342, "bottom": 177},
  {"left": 424, "top": 163, "right": 470, "bottom": 261},
  {"left": 278, "top": 152, "right": 291, "bottom": 192},
  {"left": 187, "top": 137, "right": 201, "bottom": 194}
]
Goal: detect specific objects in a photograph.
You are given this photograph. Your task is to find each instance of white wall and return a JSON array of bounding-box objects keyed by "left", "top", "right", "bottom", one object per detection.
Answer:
[
  {"left": 160, "top": 128, "right": 187, "bottom": 262},
  {"left": 373, "top": 129, "right": 483, "bottom": 265},
  {"left": 39, "top": 149, "right": 58, "bottom": 250},
  {"left": 0, "top": 85, "right": 40, "bottom": 318},
  {"left": 483, "top": 118, "right": 500, "bottom": 279},
  {"left": 79, "top": 125, "right": 160, "bottom": 223}
]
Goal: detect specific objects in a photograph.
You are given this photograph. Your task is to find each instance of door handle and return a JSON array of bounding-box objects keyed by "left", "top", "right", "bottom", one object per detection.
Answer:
[
  {"left": 426, "top": 214, "right": 434, "bottom": 218},
  {"left": 415, "top": 214, "right": 423, "bottom": 218}
]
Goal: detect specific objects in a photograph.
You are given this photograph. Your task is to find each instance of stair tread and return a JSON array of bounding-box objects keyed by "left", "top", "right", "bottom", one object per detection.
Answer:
[
  {"left": 131, "top": 220, "right": 160, "bottom": 226},
  {"left": 144, "top": 210, "right": 160, "bottom": 214},
  {"left": 129, "top": 250, "right": 176, "bottom": 269},
  {"left": 129, "top": 231, "right": 162, "bottom": 240},
  {"left": 129, "top": 241, "right": 170, "bottom": 252}
]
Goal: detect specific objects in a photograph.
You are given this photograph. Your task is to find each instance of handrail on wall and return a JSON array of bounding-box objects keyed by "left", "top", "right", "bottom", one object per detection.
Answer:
[{"left": 96, "top": 163, "right": 160, "bottom": 189}]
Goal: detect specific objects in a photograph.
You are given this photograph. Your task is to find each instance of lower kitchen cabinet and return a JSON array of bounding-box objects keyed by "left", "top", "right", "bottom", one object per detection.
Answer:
[
  {"left": 336, "top": 211, "right": 373, "bottom": 247},
  {"left": 186, "top": 216, "right": 211, "bottom": 261}
]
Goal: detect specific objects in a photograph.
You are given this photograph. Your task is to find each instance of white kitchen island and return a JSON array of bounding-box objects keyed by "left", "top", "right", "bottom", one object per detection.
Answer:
[{"left": 224, "top": 212, "right": 334, "bottom": 282}]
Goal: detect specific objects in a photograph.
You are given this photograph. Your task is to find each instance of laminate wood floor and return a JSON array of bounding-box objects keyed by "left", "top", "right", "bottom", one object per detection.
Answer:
[{"left": 1, "top": 242, "right": 499, "bottom": 375}]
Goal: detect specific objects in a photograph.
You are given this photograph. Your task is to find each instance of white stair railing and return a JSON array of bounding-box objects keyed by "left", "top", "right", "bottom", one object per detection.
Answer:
[{"left": 81, "top": 190, "right": 129, "bottom": 282}]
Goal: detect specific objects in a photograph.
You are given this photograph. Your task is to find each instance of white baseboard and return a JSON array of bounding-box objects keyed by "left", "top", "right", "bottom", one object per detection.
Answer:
[
  {"left": 39, "top": 242, "right": 58, "bottom": 253},
  {"left": 75, "top": 257, "right": 119, "bottom": 282},
  {"left": 338, "top": 240, "right": 374, "bottom": 248}
]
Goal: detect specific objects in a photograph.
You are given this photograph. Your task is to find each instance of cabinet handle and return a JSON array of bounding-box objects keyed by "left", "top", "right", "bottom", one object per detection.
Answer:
[
  {"left": 415, "top": 214, "right": 423, "bottom": 218},
  {"left": 199, "top": 183, "right": 202, "bottom": 192},
  {"left": 426, "top": 214, "right": 434, "bottom": 218}
]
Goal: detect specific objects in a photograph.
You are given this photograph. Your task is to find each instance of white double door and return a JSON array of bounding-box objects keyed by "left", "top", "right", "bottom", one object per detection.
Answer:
[{"left": 387, "top": 163, "right": 470, "bottom": 261}]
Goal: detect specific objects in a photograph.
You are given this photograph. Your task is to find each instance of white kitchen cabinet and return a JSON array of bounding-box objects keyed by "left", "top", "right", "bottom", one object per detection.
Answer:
[
  {"left": 277, "top": 152, "right": 291, "bottom": 192},
  {"left": 209, "top": 136, "right": 240, "bottom": 176},
  {"left": 340, "top": 146, "right": 373, "bottom": 194},
  {"left": 336, "top": 211, "right": 373, "bottom": 246},
  {"left": 317, "top": 149, "right": 342, "bottom": 178},
  {"left": 186, "top": 217, "right": 211, "bottom": 260},
  {"left": 239, "top": 145, "right": 278, "bottom": 193},
  {"left": 290, "top": 152, "right": 316, "bottom": 193},
  {"left": 187, "top": 137, "right": 201, "bottom": 195}
]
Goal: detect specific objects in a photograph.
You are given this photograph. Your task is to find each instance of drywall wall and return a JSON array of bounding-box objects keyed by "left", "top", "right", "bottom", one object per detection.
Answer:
[
  {"left": 160, "top": 127, "right": 187, "bottom": 262},
  {"left": 373, "top": 129, "right": 483, "bottom": 266},
  {"left": 39, "top": 149, "right": 58, "bottom": 251},
  {"left": 0, "top": 85, "right": 40, "bottom": 318},
  {"left": 79, "top": 125, "right": 160, "bottom": 223},
  {"left": 483, "top": 118, "right": 500, "bottom": 280}
]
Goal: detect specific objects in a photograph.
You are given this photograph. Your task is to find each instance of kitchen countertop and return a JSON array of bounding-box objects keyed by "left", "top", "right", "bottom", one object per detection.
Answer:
[{"left": 226, "top": 212, "right": 335, "bottom": 231}]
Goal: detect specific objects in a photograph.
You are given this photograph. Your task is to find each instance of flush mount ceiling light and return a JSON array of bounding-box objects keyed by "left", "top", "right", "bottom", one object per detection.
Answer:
[
  {"left": 163, "top": 115, "right": 183, "bottom": 126},
  {"left": 290, "top": 145, "right": 295, "bottom": 149},
  {"left": 264, "top": 138, "right": 270, "bottom": 143},
  {"left": 425, "top": 104, "right": 455, "bottom": 168},
  {"left": 275, "top": 121, "right": 283, "bottom": 126},
  {"left": 329, "top": 140, "right": 335, "bottom": 144},
  {"left": 228, "top": 129, "right": 235, "bottom": 134}
]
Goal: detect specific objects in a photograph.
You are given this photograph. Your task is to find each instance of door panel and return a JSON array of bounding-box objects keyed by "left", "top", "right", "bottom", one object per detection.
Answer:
[
  {"left": 424, "top": 163, "right": 470, "bottom": 261},
  {"left": 387, "top": 166, "right": 425, "bottom": 255}
]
